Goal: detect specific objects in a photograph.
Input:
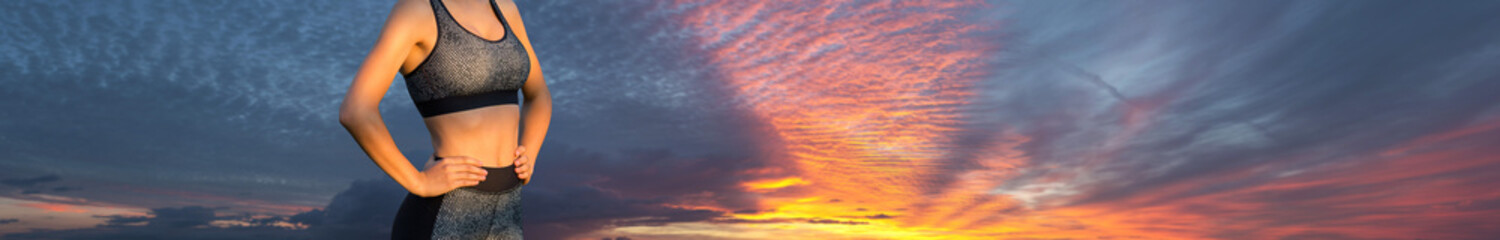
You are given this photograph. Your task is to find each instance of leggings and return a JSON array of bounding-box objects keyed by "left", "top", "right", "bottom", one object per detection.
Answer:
[{"left": 391, "top": 154, "right": 524, "bottom": 240}]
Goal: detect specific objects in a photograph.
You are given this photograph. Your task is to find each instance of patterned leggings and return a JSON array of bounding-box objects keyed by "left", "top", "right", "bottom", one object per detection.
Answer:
[{"left": 391, "top": 155, "right": 524, "bottom": 240}]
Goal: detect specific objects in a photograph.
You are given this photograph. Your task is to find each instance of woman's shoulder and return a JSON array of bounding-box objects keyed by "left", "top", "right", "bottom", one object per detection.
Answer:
[
  {"left": 493, "top": 0, "right": 522, "bottom": 18},
  {"left": 380, "top": 0, "right": 438, "bottom": 35},
  {"left": 389, "top": 0, "right": 434, "bottom": 18},
  {"left": 494, "top": 0, "right": 517, "bottom": 7},
  {"left": 492, "top": 0, "right": 527, "bottom": 32}
]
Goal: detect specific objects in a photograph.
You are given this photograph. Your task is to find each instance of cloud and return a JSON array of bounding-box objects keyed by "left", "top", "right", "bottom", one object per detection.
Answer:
[
  {"left": 929, "top": 0, "right": 1500, "bottom": 238},
  {"left": 3, "top": 179, "right": 402, "bottom": 240},
  {"left": 289, "top": 179, "right": 407, "bottom": 239},
  {"left": 518, "top": 143, "right": 779, "bottom": 239},
  {"left": 2, "top": 205, "right": 308, "bottom": 240},
  {"left": 2, "top": 174, "right": 79, "bottom": 196},
  {"left": 49, "top": 187, "right": 78, "bottom": 193},
  {"left": 988, "top": 0, "right": 1500, "bottom": 207},
  {"left": 525, "top": 185, "right": 727, "bottom": 240},
  {"left": 0, "top": 174, "right": 60, "bottom": 188},
  {"left": 668, "top": 0, "right": 1019, "bottom": 235}
]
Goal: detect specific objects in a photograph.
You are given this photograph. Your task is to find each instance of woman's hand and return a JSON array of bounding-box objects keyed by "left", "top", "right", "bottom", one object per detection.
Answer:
[
  {"left": 409, "top": 155, "right": 488, "bottom": 197},
  {"left": 513, "top": 146, "right": 534, "bottom": 184}
]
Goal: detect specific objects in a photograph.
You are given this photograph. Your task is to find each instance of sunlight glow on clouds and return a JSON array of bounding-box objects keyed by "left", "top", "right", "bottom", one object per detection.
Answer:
[{"left": 653, "top": 0, "right": 1016, "bottom": 238}]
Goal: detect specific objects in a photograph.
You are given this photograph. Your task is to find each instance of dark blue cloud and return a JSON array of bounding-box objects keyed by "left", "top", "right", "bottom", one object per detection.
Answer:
[
  {"left": 1, "top": 174, "right": 60, "bottom": 188},
  {"left": 952, "top": 0, "right": 1500, "bottom": 237},
  {"left": 980, "top": 0, "right": 1500, "bottom": 206}
]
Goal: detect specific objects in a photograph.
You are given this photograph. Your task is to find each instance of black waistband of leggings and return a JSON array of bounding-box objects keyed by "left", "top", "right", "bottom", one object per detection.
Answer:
[{"left": 434, "top": 155, "right": 522, "bottom": 193}]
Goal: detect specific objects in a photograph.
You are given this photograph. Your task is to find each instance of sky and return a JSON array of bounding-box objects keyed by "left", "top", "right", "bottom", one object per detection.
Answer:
[{"left": 2, "top": 0, "right": 1499, "bottom": 239}]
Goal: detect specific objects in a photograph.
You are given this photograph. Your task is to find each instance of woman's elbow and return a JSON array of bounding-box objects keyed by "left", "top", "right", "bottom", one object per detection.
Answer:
[
  {"left": 523, "top": 85, "right": 551, "bottom": 103},
  {"left": 338, "top": 110, "right": 358, "bottom": 127},
  {"left": 338, "top": 105, "right": 371, "bottom": 126}
]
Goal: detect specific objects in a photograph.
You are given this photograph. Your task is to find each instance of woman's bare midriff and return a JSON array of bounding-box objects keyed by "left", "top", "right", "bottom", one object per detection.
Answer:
[{"left": 422, "top": 104, "right": 521, "bottom": 168}]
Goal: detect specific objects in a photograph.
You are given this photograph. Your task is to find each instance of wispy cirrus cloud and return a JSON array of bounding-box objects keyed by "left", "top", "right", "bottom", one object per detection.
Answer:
[{"left": 660, "top": 0, "right": 1023, "bottom": 237}]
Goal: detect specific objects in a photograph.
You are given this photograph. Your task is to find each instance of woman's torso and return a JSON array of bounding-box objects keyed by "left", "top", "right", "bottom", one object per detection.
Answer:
[
  {"left": 400, "top": 0, "right": 528, "bottom": 168},
  {"left": 423, "top": 108, "right": 520, "bottom": 168}
]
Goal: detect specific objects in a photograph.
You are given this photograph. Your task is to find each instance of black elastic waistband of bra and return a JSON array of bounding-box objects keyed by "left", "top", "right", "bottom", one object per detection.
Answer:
[{"left": 415, "top": 90, "right": 519, "bottom": 118}]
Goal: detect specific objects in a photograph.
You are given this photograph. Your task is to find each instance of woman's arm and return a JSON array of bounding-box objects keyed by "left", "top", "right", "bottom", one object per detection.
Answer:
[
  {"left": 501, "top": 0, "right": 551, "bottom": 185},
  {"left": 339, "top": 0, "right": 486, "bottom": 196}
]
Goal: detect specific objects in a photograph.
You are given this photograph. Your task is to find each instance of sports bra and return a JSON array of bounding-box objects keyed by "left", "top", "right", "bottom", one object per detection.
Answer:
[{"left": 402, "top": 0, "right": 531, "bottom": 118}]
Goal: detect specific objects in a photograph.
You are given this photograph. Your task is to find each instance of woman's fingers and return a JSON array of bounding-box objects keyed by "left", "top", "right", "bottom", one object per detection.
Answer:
[
  {"left": 439, "top": 155, "right": 542, "bottom": 187},
  {"left": 444, "top": 172, "right": 482, "bottom": 186},
  {"left": 458, "top": 172, "right": 486, "bottom": 182},
  {"left": 440, "top": 156, "right": 486, "bottom": 187},
  {"left": 449, "top": 172, "right": 483, "bottom": 187},
  {"left": 440, "top": 156, "right": 488, "bottom": 176},
  {"left": 516, "top": 162, "right": 532, "bottom": 182},
  {"left": 444, "top": 162, "right": 487, "bottom": 177},
  {"left": 513, "top": 146, "right": 528, "bottom": 167},
  {"left": 454, "top": 179, "right": 480, "bottom": 187}
]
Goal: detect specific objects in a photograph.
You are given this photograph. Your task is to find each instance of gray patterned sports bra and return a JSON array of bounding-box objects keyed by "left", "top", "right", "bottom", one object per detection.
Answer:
[{"left": 402, "top": 0, "right": 530, "bottom": 118}]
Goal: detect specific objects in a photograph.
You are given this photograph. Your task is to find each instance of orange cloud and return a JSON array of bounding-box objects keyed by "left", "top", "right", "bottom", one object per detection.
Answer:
[
  {"left": 1, "top": 197, "right": 148, "bottom": 234},
  {"left": 20, "top": 202, "right": 87, "bottom": 213},
  {"left": 741, "top": 177, "right": 810, "bottom": 192}
]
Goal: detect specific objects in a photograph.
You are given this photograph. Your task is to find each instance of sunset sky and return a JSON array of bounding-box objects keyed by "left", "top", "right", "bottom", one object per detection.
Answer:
[{"left": 3, "top": 0, "right": 1500, "bottom": 239}]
